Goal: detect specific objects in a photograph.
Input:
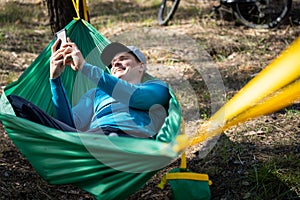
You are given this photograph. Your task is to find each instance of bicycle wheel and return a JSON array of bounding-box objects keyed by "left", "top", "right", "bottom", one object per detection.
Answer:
[
  {"left": 233, "top": 0, "right": 292, "bottom": 29},
  {"left": 158, "top": 0, "right": 180, "bottom": 26}
]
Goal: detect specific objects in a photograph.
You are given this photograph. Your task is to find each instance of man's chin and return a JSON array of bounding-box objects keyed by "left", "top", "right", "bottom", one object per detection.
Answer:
[
  {"left": 112, "top": 73, "right": 123, "bottom": 79},
  {"left": 117, "top": 75, "right": 124, "bottom": 79}
]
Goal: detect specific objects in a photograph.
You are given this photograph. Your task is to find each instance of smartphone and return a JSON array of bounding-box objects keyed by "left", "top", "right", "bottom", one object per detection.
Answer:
[{"left": 55, "top": 28, "right": 67, "bottom": 50}]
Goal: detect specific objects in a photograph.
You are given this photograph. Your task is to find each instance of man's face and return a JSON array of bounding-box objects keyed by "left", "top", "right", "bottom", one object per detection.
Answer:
[{"left": 111, "top": 52, "right": 144, "bottom": 84}]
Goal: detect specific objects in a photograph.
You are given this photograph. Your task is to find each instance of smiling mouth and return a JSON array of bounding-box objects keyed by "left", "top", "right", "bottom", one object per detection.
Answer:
[
  {"left": 117, "top": 66, "right": 125, "bottom": 70},
  {"left": 114, "top": 64, "right": 126, "bottom": 72},
  {"left": 113, "top": 68, "right": 125, "bottom": 77},
  {"left": 115, "top": 68, "right": 125, "bottom": 74}
]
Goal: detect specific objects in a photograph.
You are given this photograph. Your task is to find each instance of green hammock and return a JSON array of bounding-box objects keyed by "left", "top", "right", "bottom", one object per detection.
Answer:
[{"left": 0, "top": 19, "right": 182, "bottom": 199}]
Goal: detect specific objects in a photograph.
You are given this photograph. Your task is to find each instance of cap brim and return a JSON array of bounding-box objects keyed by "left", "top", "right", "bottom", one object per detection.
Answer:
[{"left": 101, "top": 42, "right": 131, "bottom": 67}]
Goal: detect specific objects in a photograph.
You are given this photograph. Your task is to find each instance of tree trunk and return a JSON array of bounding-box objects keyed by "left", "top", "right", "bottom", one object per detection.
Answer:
[{"left": 46, "top": 0, "right": 89, "bottom": 34}]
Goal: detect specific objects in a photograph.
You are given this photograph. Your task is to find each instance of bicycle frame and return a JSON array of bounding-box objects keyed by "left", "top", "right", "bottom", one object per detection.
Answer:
[{"left": 157, "top": 0, "right": 292, "bottom": 29}]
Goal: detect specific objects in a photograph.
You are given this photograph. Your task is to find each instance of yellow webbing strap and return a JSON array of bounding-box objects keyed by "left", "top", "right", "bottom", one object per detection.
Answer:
[
  {"left": 166, "top": 172, "right": 212, "bottom": 184},
  {"left": 158, "top": 171, "right": 212, "bottom": 189},
  {"left": 179, "top": 119, "right": 187, "bottom": 169},
  {"left": 82, "top": 0, "right": 89, "bottom": 21},
  {"left": 189, "top": 36, "right": 300, "bottom": 147},
  {"left": 180, "top": 151, "right": 187, "bottom": 169},
  {"left": 72, "top": 0, "right": 80, "bottom": 20},
  {"left": 72, "top": 0, "right": 89, "bottom": 21},
  {"left": 158, "top": 119, "right": 212, "bottom": 189},
  {"left": 172, "top": 118, "right": 189, "bottom": 153}
]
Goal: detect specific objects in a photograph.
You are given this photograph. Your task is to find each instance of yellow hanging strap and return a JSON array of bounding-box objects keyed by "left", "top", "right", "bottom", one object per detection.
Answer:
[
  {"left": 82, "top": 0, "right": 89, "bottom": 21},
  {"left": 157, "top": 151, "right": 212, "bottom": 189},
  {"left": 165, "top": 173, "right": 212, "bottom": 184},
  {"left": 172, "top": 36, "right": 300, "bottom": 150},
  {"left": 72, "top": 0, "right": 89, "bottom": 21},
  {"left": 172, "top": 118, "right": 190, "bottom": 153},
  {"left": 189, "top": 36, "right": 300, "bottom": 147},
  {"left": 158, "top": 119, "right": 212, "bottom": 189},
  {"left": 178, "top": 119, "right": 187, "bottom": 169},
  {"left": 72, "top": 0, "right": 80, "bottom": 20},
  {"left": 180, "top": 151, "right": 187, "bottom": 169}
]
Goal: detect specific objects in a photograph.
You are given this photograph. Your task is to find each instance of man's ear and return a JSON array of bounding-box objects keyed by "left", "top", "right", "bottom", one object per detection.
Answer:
[{"left": 139, "top": 63, "right": 146, "bottom": 72}]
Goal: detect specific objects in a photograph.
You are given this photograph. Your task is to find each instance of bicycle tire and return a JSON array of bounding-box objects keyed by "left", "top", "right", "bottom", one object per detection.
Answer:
[
  {"left": 232, "top": 0, "right": 292, "bottom": 29},
  {"left": 158, "top": 0, "right": 180, "bottom": 26}
]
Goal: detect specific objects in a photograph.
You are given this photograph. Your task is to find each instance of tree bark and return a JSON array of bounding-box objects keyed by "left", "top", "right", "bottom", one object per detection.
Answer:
[{"left": 46, "top": 0, "right": 85, "bottom": 34}]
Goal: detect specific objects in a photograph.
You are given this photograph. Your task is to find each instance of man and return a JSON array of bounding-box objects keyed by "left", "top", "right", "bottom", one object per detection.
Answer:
[{"left": 9, "top": 38, "right": 170, "bottom": 139}]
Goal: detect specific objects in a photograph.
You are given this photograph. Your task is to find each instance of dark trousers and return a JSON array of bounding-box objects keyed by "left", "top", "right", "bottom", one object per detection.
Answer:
[
  {"left": 7, "top": 95, "right": 77, "bottom": 132},
  {"left": 6, "top": 95, "right": 133, "bottom": 137}
]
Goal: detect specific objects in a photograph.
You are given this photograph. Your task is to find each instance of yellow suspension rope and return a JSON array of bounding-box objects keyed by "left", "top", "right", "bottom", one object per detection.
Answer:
[
  {"left": 72, "top": 0, "right": 80, "bottom": 19},
  {"left": 72, "top": 0, "right": 89, "bottom": 21},
  {"left": 82, "top": 0, "right": 89, "bottom": 21},
  {"left": 173, "top": 36, "right": 300, "bottom": 152}
]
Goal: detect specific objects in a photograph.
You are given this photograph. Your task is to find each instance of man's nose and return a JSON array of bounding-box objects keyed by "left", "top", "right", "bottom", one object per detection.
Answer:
[{"left": 113, "top": 62, "right": 123, "bottom": 68}]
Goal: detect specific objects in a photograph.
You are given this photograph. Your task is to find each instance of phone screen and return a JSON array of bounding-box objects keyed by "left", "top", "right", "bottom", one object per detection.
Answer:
[{"left": 55, "top": 28, "right": 67, "bottom": 50}]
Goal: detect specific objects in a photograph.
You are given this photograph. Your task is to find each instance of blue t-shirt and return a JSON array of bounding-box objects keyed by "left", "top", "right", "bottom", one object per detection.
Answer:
[{"left": 50, "top": 63, "right": 170, "bottom": 138}]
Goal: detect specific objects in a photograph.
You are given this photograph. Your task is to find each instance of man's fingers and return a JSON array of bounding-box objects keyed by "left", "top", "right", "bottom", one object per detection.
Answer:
[
  {"left": 63, "top": 54, "right": 73, "bottom": 65},
  {"left": 62, "top": 46, "right": 73, "bottom": 56},
  {"left": 54, "top": 59, "right": 63, "bottom": 67},
  {"left": 62, "top": 38, "right": 75, "bottom": 49},
  {"left": 51, "top": 39, "right": 61, "bottom": 53},
  {"left": 50, "top": 52, "right": 64, "bottom": 67},
  {"left": 53, "top": 51, "right": 64, "bottom": 60}
]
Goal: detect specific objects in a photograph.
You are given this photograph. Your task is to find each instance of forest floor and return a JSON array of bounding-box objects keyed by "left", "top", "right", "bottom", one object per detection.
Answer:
[{"left": 0, "top": 0, "right": 299, "bottom": 199}]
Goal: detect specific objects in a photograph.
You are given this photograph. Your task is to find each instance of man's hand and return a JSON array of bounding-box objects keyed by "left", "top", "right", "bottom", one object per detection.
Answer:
[
  {"left": 50, "top": 39, "right": 66, "bottom": 79},
  {"left": 62, "top": 38, "right": 85, "bottom": 71}
]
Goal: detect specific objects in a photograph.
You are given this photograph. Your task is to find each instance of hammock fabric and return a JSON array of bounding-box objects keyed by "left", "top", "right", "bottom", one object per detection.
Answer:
[{"left": 0, "top": 19, "right": 182, "bottom": 200}]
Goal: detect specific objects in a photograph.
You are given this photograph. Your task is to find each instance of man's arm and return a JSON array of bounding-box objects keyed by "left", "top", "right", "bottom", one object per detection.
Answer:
[
  {"left": 81, "top": 63, "right": 170, "bottom": 110},
  {"left": 50, "top": 77, "right": 75, "bottom": 127},
  {"left": 49, "top": 38, "right": 94, "bottom": 130},
  {"left": 58, "top": 39, "right": 170, "bottom": 110},
  {"left": 50, "top": 78, "right": 94, "bottom": 130}
]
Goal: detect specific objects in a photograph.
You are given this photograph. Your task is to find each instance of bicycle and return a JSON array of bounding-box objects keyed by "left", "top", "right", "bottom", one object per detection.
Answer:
[
  {"left": 158, "top": 0, "right": 180, "bottom": 26},
  {"left": 158, "top": 0, "right": 293, "bottom": 29}
]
